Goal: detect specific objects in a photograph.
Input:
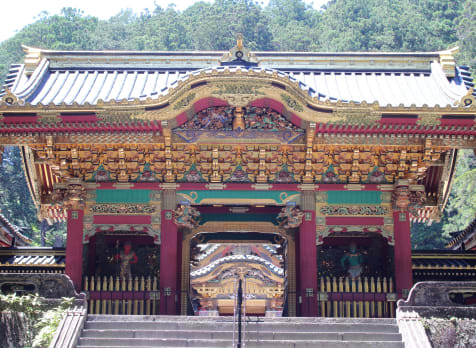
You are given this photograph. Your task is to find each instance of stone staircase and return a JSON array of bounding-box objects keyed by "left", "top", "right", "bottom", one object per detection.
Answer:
[{"left": 76, "top": 315, "right": 405, "bottom": 348}]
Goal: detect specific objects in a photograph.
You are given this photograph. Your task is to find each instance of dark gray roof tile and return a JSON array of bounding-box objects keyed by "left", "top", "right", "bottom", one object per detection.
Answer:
[{"left": 5, "top": 51, "right": 470, "bottom": 107}]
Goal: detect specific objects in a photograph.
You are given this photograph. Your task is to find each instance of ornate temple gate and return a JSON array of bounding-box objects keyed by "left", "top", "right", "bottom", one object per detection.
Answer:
[{"left": 1, "top": 39, "right": 475, "bottom": 318}]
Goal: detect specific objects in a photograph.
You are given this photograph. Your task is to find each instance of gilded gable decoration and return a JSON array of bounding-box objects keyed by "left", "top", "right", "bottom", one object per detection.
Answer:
[
  {"left": 173, "top": 106, "right": 304, "bottom": 144},
  {"left": 211, "top": 83, "right": 265, "bottom": 107},
  {"left": 178, "top": 106, "right": 234, "bottom": 131},
  {"left": 220, "top": 33, "right": 258, "bottom": 66},
  {"left": 177, "top": 106, "right": 302, "bottom": 132}
]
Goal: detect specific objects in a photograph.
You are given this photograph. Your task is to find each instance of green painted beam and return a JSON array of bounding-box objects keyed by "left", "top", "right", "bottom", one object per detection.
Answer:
[
  {"left": 178, "top": 190, "right": 299, "bottom": 205},
  {"left": 326, "top": 191, "right": 382, "bottom": 204},
  {"left": 96, "top": 189, "right": 151, "bottom": 203},
  {"left": 200, "top": 213, "right": 278, "bottom": 225}
]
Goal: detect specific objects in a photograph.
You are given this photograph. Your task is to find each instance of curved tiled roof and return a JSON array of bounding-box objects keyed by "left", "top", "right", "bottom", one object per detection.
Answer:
[
  {"left": 196, "top": 244, "right": 220, "bottom": 261},
  {"left": 2, "top": 48, "right": 472, "bottom": 108},
  {"left": 0, "top": 247, "right": 65, "bottom": 269},
  {"left": 0, "top": 213, "right": 32, "bottom": 246},
  {"left": 446, "top": 218, "right": 476, "bottom": 250},
  {"left": 412, "top": 250, "right": 476, "bottom": 269},
  {"left": 190, "top": 254, "right": 284, "bottom": 279},
  {"left": 413, "top": 258, "right": 473, "bottom": 268},
  {"left": 458, "top": 65, "right": 476, "bottom": 91}
]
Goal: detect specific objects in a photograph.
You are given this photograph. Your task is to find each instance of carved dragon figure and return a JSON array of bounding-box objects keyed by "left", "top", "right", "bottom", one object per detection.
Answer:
[
  {"left": 174, "top": 204, "right": 200, "bottom": 229},
  {"left": 277, "top": 205, "right": 304, "bottom": 229}
]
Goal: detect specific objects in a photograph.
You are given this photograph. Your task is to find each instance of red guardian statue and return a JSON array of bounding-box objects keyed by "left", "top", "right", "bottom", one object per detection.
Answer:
[{"left": 116, "top": 240, "right": 138, "bottom": 278}]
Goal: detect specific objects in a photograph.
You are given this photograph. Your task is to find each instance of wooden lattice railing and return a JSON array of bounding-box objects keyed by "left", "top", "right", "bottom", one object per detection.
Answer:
[
  {"left": 83, "top": 275, "right": 160, "bottom": 315},
  {"left": 82, "top": 275, "right": 396, "bottom": 317},
  {"left": 318, "top": 276, "right": 396, "bottom": 318},
  {"left": 0, "top": 269, "right": 64, "bottom": 273}
]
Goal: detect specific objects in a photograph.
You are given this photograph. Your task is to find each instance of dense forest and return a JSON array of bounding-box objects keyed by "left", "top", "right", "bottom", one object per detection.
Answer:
[{"left": 0, "top": 0, "right": 475, "bottom": 248}]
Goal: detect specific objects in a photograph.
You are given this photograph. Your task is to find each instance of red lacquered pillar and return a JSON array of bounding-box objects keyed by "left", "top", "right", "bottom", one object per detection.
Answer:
[
  {"left": 159, "top": 190, "right": 179, "bottom": 314},
  {"left": 298, "top": 190, "right": 318, "bottom": 317},
  {"left": 393, "top": 209, "right": 413, "bottom": 299},
  {"left": 392, "top": 182, "right": 414, "bottom": 299},
  {"left": 65, "top": 209, "right": 84, "bottom": 292}
]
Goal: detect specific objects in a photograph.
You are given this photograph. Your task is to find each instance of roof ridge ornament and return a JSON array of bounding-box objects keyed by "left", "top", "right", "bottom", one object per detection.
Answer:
[
  {"left": 22, "top": 45, "right": 43, "bottom": 75},
  {"left": 220, "top": 33, "right": 258, "bottom": 67},
  {"left": 456, "top": 87, "right": 475, "bottom": 107},
  {"left": 439, "top": 47, "right": 459, "bottom": 78},
  {"left": 1, "top": 87, "right": 23, "bottom": 106}
]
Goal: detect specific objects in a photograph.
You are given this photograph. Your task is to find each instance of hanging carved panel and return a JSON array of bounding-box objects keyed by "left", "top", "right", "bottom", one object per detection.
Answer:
[{"left": 173, "top": 106, "right": 304, "bottom": 144}]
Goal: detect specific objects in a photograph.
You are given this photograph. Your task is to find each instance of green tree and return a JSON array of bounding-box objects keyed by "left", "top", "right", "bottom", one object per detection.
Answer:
[
  {"left": 456, "top": 0, "right": 476, "bottom": 69},
  {"left": 93, "top": 9, "right": 138, "bottom": 50},
  {"left": 443, "top": 149, "right": 476, "bottom": 234},
  {"left": 318, "top": 0, "right": 463, "bottom": 52},
  {"left": 264, "top": 0, "right": 321, "bottom": 51},
  {"left": 412, "top": 218, "right": 449, "bottom": 250},
  {"left": 181, "top": 0, "right": 273, "bottom": 51},
  {"left": 131, "top": 5, "right": 189, "bottom": 51},
  {"left": 0, "top": 147, "right": 39, "bottom": 241}
]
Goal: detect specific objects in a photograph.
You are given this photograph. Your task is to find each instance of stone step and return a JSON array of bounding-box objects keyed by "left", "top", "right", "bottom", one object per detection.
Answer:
[
  {"left": 77, "top": 338, "right": 404, "bottom": 348},
  {"left": 78, "top": 315, "right": 403, "bottom": 348},
  {"left": 84, "top": 320, "right": 399, "bottom": 333},
  {"left": 86, "top": 315, "right": 397, "bottom": 325},
  {"left": 244, "top": 321, "right": 400, "bottom": 333},
  {"left": 81, "top": 329, "right": 402, "bottom": 341}
]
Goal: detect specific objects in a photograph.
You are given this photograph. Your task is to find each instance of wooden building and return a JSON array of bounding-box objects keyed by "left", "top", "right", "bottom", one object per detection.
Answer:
[
  {"left": 0, "top": 37, "right": 475, "bottom": 316},
  {"left": 447, "top": 218, "right": 476, "bottom": 251},
  {"left": 0, "top": 212, "right": 31, "bottom": 247},
  {"left": 190, "top": 243, "right": 285, "bottom": 316}
]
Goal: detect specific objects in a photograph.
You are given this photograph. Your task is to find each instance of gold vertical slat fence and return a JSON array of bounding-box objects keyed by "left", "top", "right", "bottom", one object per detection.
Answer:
[
  {"left": 318, "top": 276, "right": 396, "bottom": 318},
  {"left": 83, "top": 275, "right": 159, "bottom": 315}
]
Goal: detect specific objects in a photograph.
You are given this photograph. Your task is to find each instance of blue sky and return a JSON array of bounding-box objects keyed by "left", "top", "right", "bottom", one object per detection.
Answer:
[{"left": 0, "top": 0, "right": 327, "bottom": 44}]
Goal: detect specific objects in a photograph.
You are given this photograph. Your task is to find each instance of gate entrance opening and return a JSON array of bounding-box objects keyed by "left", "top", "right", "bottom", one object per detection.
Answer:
[{"left": 188, "top": 232, "right": 288, "bottom": 316}]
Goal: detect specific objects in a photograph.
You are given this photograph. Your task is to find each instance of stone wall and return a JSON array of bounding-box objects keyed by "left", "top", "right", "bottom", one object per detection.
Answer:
[
  {"left": 0, "top": 312, "right": 28, "bottom": 348},
  {"left": 397, "top": 281, "right": 476, "bottom": 318},
  {"left": 0, "top": 273, "right": 86, "bottom": 348}
]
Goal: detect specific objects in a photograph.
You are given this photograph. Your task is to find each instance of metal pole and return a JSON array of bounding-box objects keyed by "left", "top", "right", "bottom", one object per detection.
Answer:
[
  {"left": 232, "top": 277, "right": 237, "bottom": 347},
  {"left": 237, "top": 278, "right": 243, "bottom": 348},
  {"left": 243, "top": 277, "right": 246, "bottom": 348}
]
